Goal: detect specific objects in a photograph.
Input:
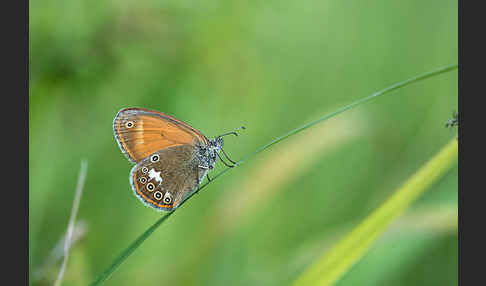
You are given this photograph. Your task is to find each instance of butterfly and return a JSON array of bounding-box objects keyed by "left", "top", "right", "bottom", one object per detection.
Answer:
[{"left": 113, "top": 107, "right": 242, "bottom": 211}]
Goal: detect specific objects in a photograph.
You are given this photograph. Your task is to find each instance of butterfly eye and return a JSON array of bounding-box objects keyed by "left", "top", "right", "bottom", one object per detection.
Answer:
[
  {"left": 150, "top": 154, "right": 159, "bottom": 162},
  {"left": 146, "top": 183, "right": 155, "bottom": 192},
  {"left": 139, "top": 177, "right": 147, "bottom": 184},
  {"left": 154, "top": 191, "right": 163, "bottom": 200},
  {"left": 163, "top": 192, "right": 173, "bottom": 204},
  {"left": 141, "top": 167, "right": 148, "bottom": 174},
  {"left": 125, "top": 121, "right": 134, "bottom": 128}
]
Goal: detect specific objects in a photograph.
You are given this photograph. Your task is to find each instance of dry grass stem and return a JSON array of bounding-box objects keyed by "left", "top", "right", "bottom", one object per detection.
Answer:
[{"left": 53, "top": 160, "right": 88, "bottom": 286}]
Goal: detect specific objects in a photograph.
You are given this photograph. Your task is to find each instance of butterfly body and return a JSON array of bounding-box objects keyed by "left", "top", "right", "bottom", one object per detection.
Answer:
[{"left": 113, "top": 107, "right": 226, "bottom": 211}]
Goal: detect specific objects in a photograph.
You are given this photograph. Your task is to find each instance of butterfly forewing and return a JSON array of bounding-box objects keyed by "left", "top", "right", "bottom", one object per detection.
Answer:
[
  {"left": 130, "top": 144, "right": 209, "bottom": 211},
  {"left": 114, "top": 107, "right": 208, "bottom": 163}
]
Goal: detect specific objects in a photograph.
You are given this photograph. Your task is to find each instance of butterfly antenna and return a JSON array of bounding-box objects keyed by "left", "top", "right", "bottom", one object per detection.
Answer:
[{"left": 217, "top": 126, "right": 246, "bottom": 138}]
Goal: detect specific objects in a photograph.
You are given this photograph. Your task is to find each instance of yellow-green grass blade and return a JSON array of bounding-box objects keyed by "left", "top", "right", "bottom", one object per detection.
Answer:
[{"left": 292, "top": 138, "right": 458, "bottom": 286}]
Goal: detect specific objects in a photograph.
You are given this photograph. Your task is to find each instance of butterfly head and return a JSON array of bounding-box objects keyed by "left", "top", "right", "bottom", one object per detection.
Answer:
[
  {"left": 211, "top": 136, "right": 224, "bottom": 150},
  {"left": 198, "top": 127, "right": 244, "bottom": 170},
  {"left": 206, "top": 136, "right": 224, "bottom": 168}
]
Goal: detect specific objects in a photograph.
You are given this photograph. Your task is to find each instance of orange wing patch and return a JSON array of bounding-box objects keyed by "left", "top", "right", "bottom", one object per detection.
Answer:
[{"left": 114, "top": 108, "right": 207, "bottom": 163}]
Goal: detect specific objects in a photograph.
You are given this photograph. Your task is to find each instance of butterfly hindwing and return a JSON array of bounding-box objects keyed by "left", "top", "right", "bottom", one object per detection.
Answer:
[{"left": 130, "top": 144, "right": 209, "bottom": 211}]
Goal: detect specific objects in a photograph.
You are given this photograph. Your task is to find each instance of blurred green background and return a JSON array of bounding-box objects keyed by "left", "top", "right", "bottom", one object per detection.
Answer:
[{"left": 29, "top": 0, "right": 458, "bottom": 285}]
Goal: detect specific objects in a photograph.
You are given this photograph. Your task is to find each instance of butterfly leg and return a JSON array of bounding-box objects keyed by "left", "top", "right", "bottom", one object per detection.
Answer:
[
  {"left": 198, "top": 164, "right": 211, "bottom": 184},
  {"left": 217, "top": 153, "right": 235, "bottom": 168},
  {"left": 221, "top": 148, "right": 237, "bottom": 165}
]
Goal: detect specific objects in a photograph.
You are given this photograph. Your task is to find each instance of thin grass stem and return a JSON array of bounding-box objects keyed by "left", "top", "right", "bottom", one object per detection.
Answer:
[
  {"left": 89, "top": 64, "right": 457, "bottom": 285},
  {"left": 54, "top": 160, "right": 88, "bottom": 286}
]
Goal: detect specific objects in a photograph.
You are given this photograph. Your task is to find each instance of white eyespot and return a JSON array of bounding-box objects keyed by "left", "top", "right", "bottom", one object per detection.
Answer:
[
  {"left": 141, "top": 167, "right": 148, "bottom": 174},
  {"left": 139, "top": 177, "right": 147, "bottom": 184},
  {"left": 150, "top": 154, "right": 159, "bottom": 162},
  {"left": 163, "top": 192, "right": 173, "bottom": 204},
  {"left": 146, "top": 183, "right": 155, "bottom": 192},
  {"left": 125, "top": 121, "right": 134, "bottom": 128},
  {"left": 154, "top": 191, "right": 163, "bottom": 200}
]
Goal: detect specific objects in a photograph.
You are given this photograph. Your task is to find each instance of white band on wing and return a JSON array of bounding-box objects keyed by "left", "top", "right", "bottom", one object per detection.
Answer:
[{"left": 148, "top": 168, "right": 163, "bottom": 184}]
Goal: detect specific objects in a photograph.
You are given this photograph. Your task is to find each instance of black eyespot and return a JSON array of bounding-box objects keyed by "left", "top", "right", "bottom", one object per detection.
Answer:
[
  {"left": 154, "top": 191, "right": 162, "bottom": 200},
  {"left": 139, "top": 177, "right": 147, "bottom": 184},
  {"left": 151, "top": 155, "right": 159, "bottom": 162},
  {"left": 146, "top": 183, "right": 155, "bottom": 191},
  {"left": 125, "top": 121, "right": 134, "bottom": 128},
  {"left": 141, "top": 167, "right": 148, "bottom": 174}
]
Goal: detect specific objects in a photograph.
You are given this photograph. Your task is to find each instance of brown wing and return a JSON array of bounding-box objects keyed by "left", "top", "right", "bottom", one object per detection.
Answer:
[
  {"left": 129, "top": 144, "right": 209, "bottom": 211},
  {"left": 114, "top": 107, "right": 208, "bottom": 163}
]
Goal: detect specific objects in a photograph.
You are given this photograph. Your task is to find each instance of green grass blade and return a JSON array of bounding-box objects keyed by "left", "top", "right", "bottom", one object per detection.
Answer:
[
  {"left": 88, "top": 212, "right": 173, "bottom": 286},
  {"left": 89, "top": 64, "right": 457, "bottom": 285},
  {"left": 291, "top": 138, "right": 458, "bottom": 286},
  {"left": 237, "top": 64, "right": 458, "bottom": 164}
]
